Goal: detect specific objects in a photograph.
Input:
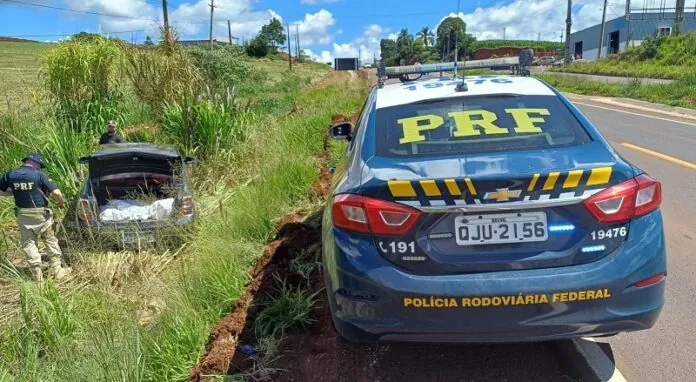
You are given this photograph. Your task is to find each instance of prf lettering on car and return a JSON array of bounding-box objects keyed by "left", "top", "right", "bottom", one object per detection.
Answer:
[{"left": 397, "top": 108, "right": 551, "bottom": 145}]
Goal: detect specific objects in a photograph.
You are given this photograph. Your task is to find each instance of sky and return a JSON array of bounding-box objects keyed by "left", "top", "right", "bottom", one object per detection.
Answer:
[{"left": 1, "top": 0, "right": 694, "bottom": 63}]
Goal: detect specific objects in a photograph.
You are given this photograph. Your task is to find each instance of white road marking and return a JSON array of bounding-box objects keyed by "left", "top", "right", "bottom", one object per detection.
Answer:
[
  {"left": 572, "top": 101, "right": 696, "bottom": 128},
  {"left": 571, "top": 339, "right": 629, "bottom": 382}
]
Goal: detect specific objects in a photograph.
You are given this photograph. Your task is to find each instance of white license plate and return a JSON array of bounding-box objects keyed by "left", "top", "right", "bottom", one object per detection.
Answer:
[
  {"left": 454, "top": 212, "right": 548, "bottom": 246},
  {"left": 121, "top": 231, "right": 155, "bottom": 244}
]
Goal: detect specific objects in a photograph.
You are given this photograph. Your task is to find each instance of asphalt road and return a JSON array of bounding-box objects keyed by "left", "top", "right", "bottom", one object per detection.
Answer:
[{"left": 572, "top": 100, "right": 696, "bottom": 382}]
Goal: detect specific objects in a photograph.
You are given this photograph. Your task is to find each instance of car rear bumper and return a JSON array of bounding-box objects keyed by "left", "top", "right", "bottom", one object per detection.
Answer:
[
  {"left": 77, "top": 215, "right": 195, "bottom": 244},
  {"left": 322, "top": 210, "right": 666, "bottom": 343}
]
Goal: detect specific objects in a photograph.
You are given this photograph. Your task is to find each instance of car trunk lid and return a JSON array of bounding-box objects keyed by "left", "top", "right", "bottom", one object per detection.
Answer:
[{"left": 359, "top": 143, "right": 635, "bottom": 274}]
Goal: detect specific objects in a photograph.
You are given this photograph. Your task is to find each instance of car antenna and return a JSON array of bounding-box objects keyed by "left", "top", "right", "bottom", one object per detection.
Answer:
[{"left": 455, "top": 52, "right": 468, "bottom": 92}]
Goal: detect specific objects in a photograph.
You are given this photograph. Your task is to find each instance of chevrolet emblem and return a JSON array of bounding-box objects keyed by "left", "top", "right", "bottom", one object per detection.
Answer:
[{"left": 483, "top": 188, "right": 522, "bottom": 202}]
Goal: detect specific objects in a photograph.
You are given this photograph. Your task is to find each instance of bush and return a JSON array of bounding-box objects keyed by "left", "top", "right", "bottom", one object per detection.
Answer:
[
  {"left": 161, "top": 92, "right": 248, "bottom": 157},
  {"left": 246, "top": 37, "right": 270, "bottom": 58},
  {"left": 126, "top": 42, "right": 201, "bottom": 115},
  {"left": 40, "top": 39, "right": 126, "bottom": 131},
  {"left": 188, "top": 47, "right": 255, "bottom": 92}
]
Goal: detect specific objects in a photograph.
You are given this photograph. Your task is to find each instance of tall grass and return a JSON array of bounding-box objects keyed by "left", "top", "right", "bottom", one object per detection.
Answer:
[
  {"left": 537, "top": 73, "right": 696, "bottom": 109},
  {"left": 0, "top": 56, "right": 364, "bottom": 381},
  {"left": 554, "top": 31, "right": 696, "bottom": 80},
  {"left": 126, "top": 40, "right": 201, "bottom": 114}
]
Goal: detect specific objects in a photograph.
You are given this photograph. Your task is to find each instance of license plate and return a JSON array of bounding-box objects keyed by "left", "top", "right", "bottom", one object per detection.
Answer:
[
  {"left": 454, "top": 212, "right": 548, "bottom": 246},
  {"left": 121, "top": 231, "right": 155, "bottom": 244}
]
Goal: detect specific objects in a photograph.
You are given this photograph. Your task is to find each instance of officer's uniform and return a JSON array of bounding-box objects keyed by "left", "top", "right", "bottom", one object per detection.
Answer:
[
  {"left": 99, "top": 131, "right": 123, "bottom": 145},
  {"left": 0, "top": 164, "right": 63, "bottom": 268}
]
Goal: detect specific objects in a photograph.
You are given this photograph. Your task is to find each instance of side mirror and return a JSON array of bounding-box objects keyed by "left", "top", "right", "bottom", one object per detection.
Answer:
[
  {"left": 78, "top": 156, "right": 89, "bottom": 165},
  {"left": 329, "top": 122, "right": 353, "bottom": 141},
  {"left": 184, "top": 157, "right": 196, "bottom": 165}
]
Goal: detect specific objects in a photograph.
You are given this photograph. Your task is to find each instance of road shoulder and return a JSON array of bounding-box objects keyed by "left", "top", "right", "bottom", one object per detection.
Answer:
[{"left": 565, "top": 93, "right": 696, "bottom": 124}]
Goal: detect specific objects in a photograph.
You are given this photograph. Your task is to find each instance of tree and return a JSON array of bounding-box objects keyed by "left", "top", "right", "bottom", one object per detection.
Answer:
[
  {"left": 259, "top": 18, "right": 286, "bottom": 48},
  {"left": 417, "top": 26, "right": 435, "bottom": 47},
  {"left": 245, "top": 36, "right": 269, "bottom": 57},
  {"left": 70, "top": 32, "right": 105, "bottom": 43},
  {"left": 144, "top": 36, "right": 154, "bottom": 46},
  {"left": 436, "top": 17, "right": 473, "bottom": 61},
  {"left": 380, "top": 39, "right": 398, "bottom": 66},
  {"left": 396, "top": 28, "right": 413, "bottom": 50}
]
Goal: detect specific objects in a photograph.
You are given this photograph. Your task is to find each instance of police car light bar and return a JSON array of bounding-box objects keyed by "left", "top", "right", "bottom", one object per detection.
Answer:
[{"left": 382, "top": 57, "right": 521, "bottom": 77}]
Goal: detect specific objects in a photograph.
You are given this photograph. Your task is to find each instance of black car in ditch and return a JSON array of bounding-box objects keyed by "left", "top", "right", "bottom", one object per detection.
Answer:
[{"left": 71, "top": 143, "right": 196, "bottom": 247}]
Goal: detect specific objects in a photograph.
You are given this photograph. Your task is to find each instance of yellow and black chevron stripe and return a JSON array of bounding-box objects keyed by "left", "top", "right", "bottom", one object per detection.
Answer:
[{"left": 387, "top": 167, "right": 613, "bottom": 207}]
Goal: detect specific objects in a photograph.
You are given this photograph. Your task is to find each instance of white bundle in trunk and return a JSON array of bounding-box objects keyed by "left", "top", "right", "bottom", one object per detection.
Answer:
[{"left": 99, "top": 198, "right": 175, "bottom": 222}]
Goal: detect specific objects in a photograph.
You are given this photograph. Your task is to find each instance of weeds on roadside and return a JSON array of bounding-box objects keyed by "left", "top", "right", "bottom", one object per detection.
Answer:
[{"left": 253, "top": 275, "right": 319, "bottom": 339}]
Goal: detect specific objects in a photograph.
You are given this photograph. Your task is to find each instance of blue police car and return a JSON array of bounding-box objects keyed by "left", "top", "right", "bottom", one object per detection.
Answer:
[{"left": 322, "top": 69, "right": 665, "bottom": 343}]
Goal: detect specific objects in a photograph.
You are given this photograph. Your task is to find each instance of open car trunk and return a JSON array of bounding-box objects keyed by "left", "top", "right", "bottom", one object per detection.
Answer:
[{"left": 87, "top": 153, "right": 183, "bottom": 223}]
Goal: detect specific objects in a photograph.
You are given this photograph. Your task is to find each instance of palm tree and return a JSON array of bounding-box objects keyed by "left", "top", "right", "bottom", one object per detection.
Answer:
[
  {"left": 417, "top": 26, "right": 435, "bottom": 47},
  {"left": 396, "top": 28, "right": 413, "bottom": 49}
]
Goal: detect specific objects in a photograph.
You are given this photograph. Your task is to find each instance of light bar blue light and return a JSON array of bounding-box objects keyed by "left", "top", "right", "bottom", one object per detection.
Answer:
[
  {"left": 581, "top": 245, "right": 606, "bottom": 253},
  {"left": 548, "top": 224, "right": 575, "bottom": 233}
]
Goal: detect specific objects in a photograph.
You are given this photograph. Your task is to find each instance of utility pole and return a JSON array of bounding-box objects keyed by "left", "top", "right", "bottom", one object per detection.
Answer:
[
  {"left": 560, "top": 30, "right": 564, "bottom": 44},
  {"left": 287, "top": 23, "right": 292, "bottom": 70},
  {"left": 295, "top": 24, "right": 301, "bottom": 61},
  {"left": 676, "top": 0, "right": 686, "bottom": 35},
  {"left": 228, "top": 20, "right": 232, "bottom": 45},
  {"left": 564, "top": 0, "right": 572, "bottom": 63},
  {"left": 597, "top": 0, "right": 608, "bottom": 60},
  {"left": 503, "top": 27, "right": 506, "bottom": 40},
  {"left": 208, "top": 0, "right": 216, "bottom": 50},
  {"left": 538, "top": 32, "right": 541, "bottom": 41},
  {"left": 162, "top": 0, "right": 170, "bottom": 39},
  {"left": 625, "top": 0, "right": 632, "bottom": 49}
]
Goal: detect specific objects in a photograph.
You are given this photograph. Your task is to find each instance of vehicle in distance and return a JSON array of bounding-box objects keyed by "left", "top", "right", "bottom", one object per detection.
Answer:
[
  {"left": 533, "top": 56, "right": 556, "bottom": 66},
  {"left": 323, "top": 71, "right": 666, "bottom": 343},
  {"left": 73, "top": 143, "right": 196, "bottom": 247}
]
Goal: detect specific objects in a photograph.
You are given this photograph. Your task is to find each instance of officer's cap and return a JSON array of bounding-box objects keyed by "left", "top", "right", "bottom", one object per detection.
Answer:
[{"left": 22, "top": 153, "right": 45, "bottom": 168}]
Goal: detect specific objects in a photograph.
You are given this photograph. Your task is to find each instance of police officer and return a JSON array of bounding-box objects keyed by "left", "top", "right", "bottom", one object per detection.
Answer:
[
  {"left": 0, "top": 153, "right": 71, "bottom": 282},
  {"left": 99, "top": 120, "right": 123, "bottom": 145}
]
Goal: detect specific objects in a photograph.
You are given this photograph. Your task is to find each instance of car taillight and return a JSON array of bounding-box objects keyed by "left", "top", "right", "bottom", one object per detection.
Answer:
[
  {"left": 332, "top": 194, "right": 421, "bottom": 236},
  {"left": 180, "top": 195, "right": 194, "bottom": 216},
  {"left": 583, "top": 174, "right": 661, "bottom": 223},
  {"left": 77, "top": 199, "right": 95, "bottom": 222}
]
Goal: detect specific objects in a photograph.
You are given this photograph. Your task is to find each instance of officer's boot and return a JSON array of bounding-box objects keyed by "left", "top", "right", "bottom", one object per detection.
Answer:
[
  {"left": 30, "top": 266, "right": 44, "bottom": 283},
  {"left": 49, "top": 257, "right": 71, "bottom": 280}
]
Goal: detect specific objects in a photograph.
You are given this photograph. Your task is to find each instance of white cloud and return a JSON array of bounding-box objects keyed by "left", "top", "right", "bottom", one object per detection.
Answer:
[
  {"left": 62, "top": 0, "right": 280, "bottom": 41},
  {"left": 294, "top": 9, "right": 336, "bottom": 46},
  {"left": 436, "top": 0, "right": 611, "bottom": 41},
  {"left": 305, "top": 24, "right": 388, "bottom": 64}
]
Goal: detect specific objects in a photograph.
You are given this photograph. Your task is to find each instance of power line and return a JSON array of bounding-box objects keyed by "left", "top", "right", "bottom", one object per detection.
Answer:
[{"left": 0, "top": 0, "right": 162, "bottom": 22}]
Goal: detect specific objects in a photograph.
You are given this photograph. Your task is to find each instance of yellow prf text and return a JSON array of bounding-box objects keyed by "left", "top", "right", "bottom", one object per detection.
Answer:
[
  {"left": 403, "top": 289, "right": 612, "bottom": 308},
  {"left": 398, "top": 108, "right": 551, "bottom": 145}
]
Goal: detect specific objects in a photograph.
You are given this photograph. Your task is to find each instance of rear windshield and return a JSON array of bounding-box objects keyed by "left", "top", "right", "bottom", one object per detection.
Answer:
[{"left": 375, "top": 95, "right": 591, "bottom": 157}]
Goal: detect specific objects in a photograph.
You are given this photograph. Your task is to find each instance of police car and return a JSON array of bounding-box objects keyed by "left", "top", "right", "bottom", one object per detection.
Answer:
[{"left": 322, "top": 64, "right": 666, "bottom": 342}]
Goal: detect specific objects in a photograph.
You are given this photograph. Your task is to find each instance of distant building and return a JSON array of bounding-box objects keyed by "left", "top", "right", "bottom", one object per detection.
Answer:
[{"left": 570, "top": 12, "right": 696, "bottom": 61}]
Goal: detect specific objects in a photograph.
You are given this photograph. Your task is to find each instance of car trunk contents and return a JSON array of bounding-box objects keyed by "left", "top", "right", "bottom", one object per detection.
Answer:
[{"left": 99, "top": 198, "right": 175, "bottom": 222}]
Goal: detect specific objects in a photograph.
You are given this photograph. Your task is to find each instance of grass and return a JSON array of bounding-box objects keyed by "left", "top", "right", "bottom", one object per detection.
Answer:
[
  {"left": 0, "top": 39, "right": 366, "bottom": 381},
  {"left": 553, "top": 32, "right": 696, "bottom": 80},
  {"left": 537, "top": 73, "right": 696, "bottom": 109},
  {"left": 0, "top": 42, "right": 51, "bottom": 110},
  {"left": 253, "top": 275, "right": 319, "bottom": 339}
]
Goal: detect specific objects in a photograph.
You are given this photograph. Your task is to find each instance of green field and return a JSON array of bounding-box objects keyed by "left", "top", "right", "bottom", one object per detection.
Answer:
[
  {"left": 0, "top": 42, "right": 51, "bottom": 109},
  {"left": 0, "top": 38, "right": 365, "bottom": 381}
]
